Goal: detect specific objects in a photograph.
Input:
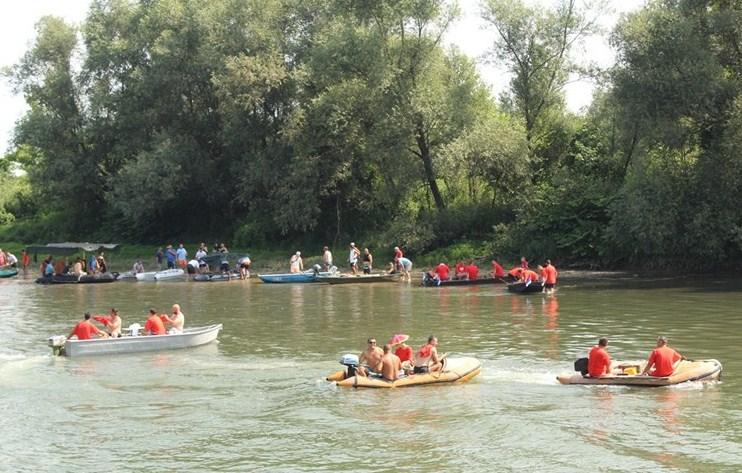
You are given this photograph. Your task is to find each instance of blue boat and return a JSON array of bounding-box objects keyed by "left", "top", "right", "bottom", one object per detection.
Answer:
[{"left": 258, "top": 272, "right": 318, "bottom": 283}]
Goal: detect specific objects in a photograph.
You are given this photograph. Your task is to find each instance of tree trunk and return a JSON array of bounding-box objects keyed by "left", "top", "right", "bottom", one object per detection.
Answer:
[{"left": 415, "top": 121, "right": 445, "bottom": 210}]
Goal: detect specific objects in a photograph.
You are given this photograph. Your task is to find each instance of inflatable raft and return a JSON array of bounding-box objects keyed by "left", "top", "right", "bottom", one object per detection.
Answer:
[
  {"left": 557, "top": 359, "right": 722, "bottom": 386},
  {"left": 327, "top": 357, "right": 482, "bottom": 388}
]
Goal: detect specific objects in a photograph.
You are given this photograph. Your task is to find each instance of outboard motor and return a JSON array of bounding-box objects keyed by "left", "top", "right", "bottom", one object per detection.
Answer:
[
  {"left": 574, "top": 357, "right": 589, "bottom": 375},
  {"left": 47, "top": 336, "right": 67, "bottom": 356},
  {"left": 340, "top": 354, "right": 360, "bottom": 378}
]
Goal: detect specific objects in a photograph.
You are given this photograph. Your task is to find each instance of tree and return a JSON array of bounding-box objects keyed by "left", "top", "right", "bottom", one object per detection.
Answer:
[{"left": 481, "top": 0, "right": 604, "bottom": 166}]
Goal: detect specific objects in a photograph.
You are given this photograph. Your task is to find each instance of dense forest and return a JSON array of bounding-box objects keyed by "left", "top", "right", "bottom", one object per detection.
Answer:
[{"left": 1, "top": 0, "right": 741, "bottom": 269}]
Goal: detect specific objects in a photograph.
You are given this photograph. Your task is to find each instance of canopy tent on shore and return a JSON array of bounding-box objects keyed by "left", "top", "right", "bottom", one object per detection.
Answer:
[
  {"left": 26, "top": 243, "right": 122, "bottom": 256},
  {"left": 26, "top": 243, "right": 122, "bottom": 267}
]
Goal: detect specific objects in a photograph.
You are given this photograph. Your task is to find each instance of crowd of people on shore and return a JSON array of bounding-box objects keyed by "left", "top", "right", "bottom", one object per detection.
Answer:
[
  {"left": 288, "top": 243, "right": 414, "bottom": 281},
  {"left": 67, "top": 304, "right": 186, "bottom": 340},
  {"left": 38, "top": 252, "right": 109, "bottom": 278},
  {"left": 149, "top": 242, "right": 251, "bottom": 279},
  {"left": 356, "top": 334, "right": 443, "bottom": 382}
]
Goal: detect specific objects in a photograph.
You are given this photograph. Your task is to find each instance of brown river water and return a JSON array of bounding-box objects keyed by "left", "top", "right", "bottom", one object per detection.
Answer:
[{"left": 0, "top": 272, "right": 741, "bottom": 472}]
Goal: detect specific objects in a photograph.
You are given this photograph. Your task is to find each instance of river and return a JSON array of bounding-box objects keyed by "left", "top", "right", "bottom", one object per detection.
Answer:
[{"left": 1, "top": 272, "right": 740, "bottom": 472}]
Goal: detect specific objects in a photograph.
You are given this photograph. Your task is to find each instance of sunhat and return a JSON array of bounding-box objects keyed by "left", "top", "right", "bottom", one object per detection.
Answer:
[{"left": 389, "top": 334, "right": 409, "bottom": 346}]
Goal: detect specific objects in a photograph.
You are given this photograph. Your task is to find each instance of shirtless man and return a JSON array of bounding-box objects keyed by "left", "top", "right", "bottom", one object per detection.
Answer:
[
  {"left": 166, "top": 304, "right": 185, "bottom": 334},
  {"left": 413, "top": 335, "right": 443, "bottom": 373},
  {"left": 380, "top": 344, "right": 402, "bottom": 381},
  {"left": 93, "top": 308, "right": 122, "bottom": 338},
  {"left": 357, "top": 338, "right": 384, "bottom": 376},
  {"left": 72, "top": 258, "right": 85, "bottom": 277}
]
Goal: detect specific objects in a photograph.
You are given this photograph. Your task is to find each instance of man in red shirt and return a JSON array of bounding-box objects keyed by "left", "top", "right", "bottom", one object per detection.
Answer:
[
  {"left": 454, "top": 261, "right": 468, "bottom": 280},
  {"left": 144, "top": 309, "right": 167, "bottom": 335},
  {"left": 68, "top": 313, "right": 108, "bottom": 340},
  {"left": 588, "top": 337, "right": 611, "bottom": 377},
  {"left": 390, "top": 333, "right": 413, "bottom": 374},
  {"left": 507, "top": 267, "right": 523, "bottom": 281},
  {"left": 434, "top": 263, "right": 450, "bottom": 282},
  {"left": 465, "top": 261, "right": 479, "bottom": 281},
  {"left": 641, "top": 336, "right": 683, "bottom": 377},
  {"left": 491, "top": 260, "right": 505, "bottom": 279},
  {"left": 544, "top": 259, "right": 558, "bottom": 294}
]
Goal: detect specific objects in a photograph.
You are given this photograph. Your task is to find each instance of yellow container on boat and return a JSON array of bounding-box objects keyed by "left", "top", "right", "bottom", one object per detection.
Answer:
[{"left": 622, "top": 366, "right": 638, "bottom": 376}]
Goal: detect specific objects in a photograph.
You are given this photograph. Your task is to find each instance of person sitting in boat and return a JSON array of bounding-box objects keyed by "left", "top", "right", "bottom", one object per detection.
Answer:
[
  {"left": 398, "top": 256, "right": 413, "bottom": 282},
  {"left": 71, "top": 257, "right": 86, "bottom": 278},
  {"left": 380, "top": 344, "right": 402, "bottom": 382},
  {"left": 465, "top": 260, "right": 479, "bottom": 281},
  {"left": 434, "top": 263, "right": 450, "bottom": 282},
  {"left": 97, "top": 253, "right": 108, "bottom": 274},
  {"left": 362, "top": 248, "right": 373, "bottom": 274},
  {"left": 491, "top": 260, "right": 505, "bottom": 279},
  {"left": 239, "top": 256, "right": 251, "bottom": 279},
  {"left": 454, "top": 261, "right": 468, "bottom": 280},
  {"left": 165, "top": 304, "right": 185, "bottom": 334},
  {"left": 289, "top": 251, "right": 303, "bottom": 273},
  {"left": 68, "top": 313, "right": 109, "bottom": 340},
  {"left": 588, "top": 337, "right": 612, "bottom": 377},
  {"left": 5, "top": 252, "right": 17, "bottom": 268},
  {"left": 413, "top": 336, "right": 443, "bottom": 374},
  {"left": 390, "top": 334, "right": 413, "bottom": 374},
  {"left": 44, "top": 259, "right": 55, "bottom": 277},
  {"left": 357, "top": 338, "right": 384, "bottom": 377},
  {"left": 144, "top": 309, "right": 167, "bottom": 336},
  {"left": 641, "top": 336, "right": 683, "bottom": 377},
  {"left": 93, "top": 308, "right": 122, "bottom": 338},
  {"left": 132, "top": 260, "right": 145, "bottom": 273}
]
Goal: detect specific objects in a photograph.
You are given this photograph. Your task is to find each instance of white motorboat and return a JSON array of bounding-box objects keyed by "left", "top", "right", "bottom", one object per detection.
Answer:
[
  {"left": 48, "top": 324, "right": 223, "bottom": 357},
  {"left": 135, "top": 271, "right": 157, "bottom": 281},
  {"left": 153, "top": 269, "right": 185, "bottom": 280}
]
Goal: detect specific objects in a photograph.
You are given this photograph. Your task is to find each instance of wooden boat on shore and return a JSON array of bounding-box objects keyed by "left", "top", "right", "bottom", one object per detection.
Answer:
[
  {"left": 48, "top": 324, "right": 223, "bottom": 357},
  {"left": 327, "top": 357, "right": 481, "bottom": 388},
  {"left": 317, "top": 273, "right": 400, "bottom": 284},
  {"left": 0, "top": 268, "right": 19, "bottom": 278},
  {"left": 421, "top": 275, "right": 506, "bottom": 287},
  {"left": 36, "top": 273, "right": 116, "bottom": 285},
  {"left": 557, "top": 359, "right": 722, "bottom": 386},
  {"left": 507, "top": 281, "right": 544, "bottom": 294}
]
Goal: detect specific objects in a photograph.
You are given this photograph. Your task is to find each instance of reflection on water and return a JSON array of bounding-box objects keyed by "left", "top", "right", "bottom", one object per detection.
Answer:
[{"left": 1, "top": 276, "right": 741, "bottom": 471}]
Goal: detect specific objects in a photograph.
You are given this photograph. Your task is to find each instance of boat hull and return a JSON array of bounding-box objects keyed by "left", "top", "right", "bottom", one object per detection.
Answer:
[
  {"left": 36, "top": 274, "right": 116, "bottom": 284},
  {"left": 153, "top": 269, "right": 185, "bottom": 280},
  {"left": 422, "top": 276, "right": 505, "bottom": 287},
  {"left": 258, "top": 271, "right": 336, "bottom": 283},
  {"left": 507, "top": 282, "right": 544, "bottom": 294},
  {"left": 60, "top": 324, "right": 223, "bottom": 357},
  {"left": 317, "top": 273, "right": 400, "bottom": 284},
  {"left": 328, "top": 357, "right": 481, "bottom": 388},
  {"left": 193, "top": 272, "right": 240, "bottom": 282},
  {"left": 0, "top": 268, "right": 19, "bottom": 278},
  {"left": 557, "top": 359, "right": 722, "bottom": 386}
]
